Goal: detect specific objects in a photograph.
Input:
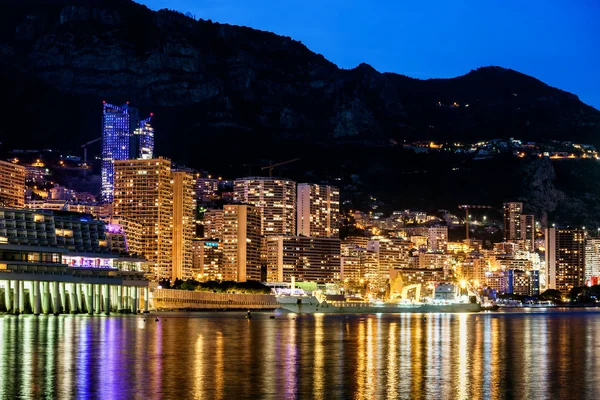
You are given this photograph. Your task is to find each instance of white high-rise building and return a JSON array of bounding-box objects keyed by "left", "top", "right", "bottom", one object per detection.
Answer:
[{"left": 297, "top": 183, "right": 340, "bottom": 237}]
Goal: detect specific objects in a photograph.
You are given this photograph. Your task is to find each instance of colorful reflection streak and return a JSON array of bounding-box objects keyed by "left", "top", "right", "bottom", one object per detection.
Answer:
[{"left": 0, "top": 311, "right": 597, "bottom": 398}]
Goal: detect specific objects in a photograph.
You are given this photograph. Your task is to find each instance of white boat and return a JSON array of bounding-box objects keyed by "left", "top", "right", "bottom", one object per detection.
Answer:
[{"left": 277, "top": 282, "right": 481, "bottom": 314}]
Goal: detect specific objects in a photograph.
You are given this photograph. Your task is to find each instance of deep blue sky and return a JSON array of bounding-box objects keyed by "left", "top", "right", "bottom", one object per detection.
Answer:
[{"left": 142, "top": 0, "right": 600, "bottom": 109}]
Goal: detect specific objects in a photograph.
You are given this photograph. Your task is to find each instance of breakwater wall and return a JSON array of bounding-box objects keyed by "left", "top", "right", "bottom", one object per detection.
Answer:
[{"left": 152, "top": 289, "right": 280, "bottom": 310}]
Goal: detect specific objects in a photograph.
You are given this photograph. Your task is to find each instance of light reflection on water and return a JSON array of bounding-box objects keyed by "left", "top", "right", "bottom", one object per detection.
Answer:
[{"left": 0, "top": 311, "right": 599, "bottom": 398}]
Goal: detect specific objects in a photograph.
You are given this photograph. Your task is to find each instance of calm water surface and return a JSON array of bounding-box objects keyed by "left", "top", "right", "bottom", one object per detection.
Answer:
[{"left": 1, "top": 309, "right": 600, "bottom": 399}]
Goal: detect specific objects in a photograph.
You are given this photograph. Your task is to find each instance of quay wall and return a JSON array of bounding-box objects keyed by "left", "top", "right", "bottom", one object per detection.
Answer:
[{"left": 152, "top": 289, "right": 280, "bottom": 310}]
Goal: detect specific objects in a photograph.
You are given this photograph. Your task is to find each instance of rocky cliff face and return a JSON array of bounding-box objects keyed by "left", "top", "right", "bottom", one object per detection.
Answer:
[
  {"left": 1, "top": 0, "right": 598, "bottom": 149},
  {"left": 1, "top": 0, "right": 600, "bottom": 224}
]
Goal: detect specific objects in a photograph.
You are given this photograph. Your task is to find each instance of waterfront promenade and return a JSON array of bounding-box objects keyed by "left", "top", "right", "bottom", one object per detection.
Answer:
[{"left": 152, "top": 289, "right": 279, "bottom": 310}]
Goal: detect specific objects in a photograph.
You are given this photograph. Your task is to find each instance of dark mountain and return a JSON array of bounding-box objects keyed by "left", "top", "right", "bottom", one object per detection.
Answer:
[{"left": 1, "top": 0, "right": 600, "bottom": 226}]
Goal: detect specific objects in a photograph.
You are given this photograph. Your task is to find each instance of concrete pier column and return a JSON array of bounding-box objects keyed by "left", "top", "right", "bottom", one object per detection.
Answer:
[
  {"left": 123, "top": 287, "right": 129, "bottom": 312},
  {"left": 52, "top": 281, "right": 61, "bottom": 315},
  {"left": 13, "top": 281, "right": 20, "bottom": 315},
  {"left": 144, "top": 287, "right": 150, "bottom": 313},
  {"left": 4, "top": 281, "right": 11, "bottom": 312},
  {"left": 110, "top": 286, "right": 116, "bottom": 312},
  {"left": 128, "top": 287, "right": 133, "bottom": 313},
  {"left": 33, "top": 281, "right": 41, "bottom": 315},
  {"left": 18, "top": 281, "right": 25, "bottom": 313},
  {"left": 69, "top": 283, "right": 77, "bottom": 314},
  {"left": 117, "top": 286, "right": 123, "bottom": 312},
  {"left": 28, "top": 282, "right": 35, "bottom": 313},
  {"left": 131, "top": 287, "right": 138, "bottom": 313},
  {"left": 75, "top": 283, "right": 82, "bottom": 312},
  {"left": 42, "top": 282, "right": 50, "bottom": 315},
  {"left": 94, "top": 285, "right": 101, "bottom": 314},
  {"left": 86, "top": 284, "right": 94, "bottom": 315},
  {"left": 104, "top": 285, "right": 111, "bottom": 316},
  {"left": 59, "top": 283, "right": 66, "bottom": 313}
]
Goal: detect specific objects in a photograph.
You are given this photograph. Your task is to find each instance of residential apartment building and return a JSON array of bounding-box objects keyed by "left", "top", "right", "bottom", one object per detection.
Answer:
[
  {"left": 172, "top": 171, "right": 196, "bottom": 281},
  {"left": 0, "top": 160, "right": 25, "bottom": 208},
  {"left": 113, "top": 158, "right": 175, "bottom": 281},
  {"left": 503, "top": 202, "right": 523, "bottom": 241},
  {"left": 264, "top": 236, "right": 341, "bottom": 283},
  {"left": 297, "top": 183, "right": 340, "bottom": 237},
  {"left": 428, "top": 226, "right": 448, "bottom": 252},
  {"left": 233, "top": 177, "right": 296, "bottom": 236},
  {"left": 222, "top": 204, "right": 262, "bottom": 282},
  {"left": 545, "top": 227, "right": 585, "bottom": 294}
]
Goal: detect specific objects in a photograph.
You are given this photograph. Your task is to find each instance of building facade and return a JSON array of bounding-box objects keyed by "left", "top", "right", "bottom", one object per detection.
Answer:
[
  {"left": 265, "top": 236, "right": 341, "bottom": 283},
  {"left": 131, "top": 116, "right": 154, "bottom": 160},
  {"left": 545, "top": 228, "right": 585, "bottom": 294},
  {"left": 297, "top": 183, "right": 340, "bottom": 237},
  {"left": 191, "top": 239, "right": 222, "bottom": 281},
  {"left": 222, "top": 205, "right": 262, "bottom": 282},
  {"left": 503, "top": 202, "right": 523, "bottom": 241},
  {"left": 0, "top": 160, "right": 25, "bottom": 209},
  {"left": 233, "top": 177, "right": 296, "bottom": 236},
  {"left": 172, "top": 171, "right": 196, "bottom": 281},
  {"left": 585, "top": 238, "right": 600, "bottom": 283},
  {"left": 202, "top": 209, "right": 224, "bottom": 241},
  {"left": 520, "top": 214, "right": 535, "bottom": 252},
  {"left": 113, "top": 158, "right": 173, "bottom": 281},
  {"left": 428, "top": 226, "right": 448, "bottom": 252},
  {"left": 196, "top": 178, "right": 219, "bottom": 203}
]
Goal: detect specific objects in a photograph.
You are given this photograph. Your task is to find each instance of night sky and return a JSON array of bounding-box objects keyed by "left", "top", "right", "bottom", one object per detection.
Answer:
[{"left": 142, "top": 0, "right": 600, "bottom": 110}]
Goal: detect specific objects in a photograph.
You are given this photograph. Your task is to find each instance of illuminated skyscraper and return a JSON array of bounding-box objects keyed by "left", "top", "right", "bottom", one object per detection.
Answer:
[
  {"left": 297, "top": 183, "right": 340, "bottom": 237},
  {"left": 233, "top": 177, "right": 296, "bottom": 236},
  {"left": 131, "top": 116, "right": 154, "bottom": 160},
  {"left": 101, "top": 102, "right": 154, "bottom": 203}
]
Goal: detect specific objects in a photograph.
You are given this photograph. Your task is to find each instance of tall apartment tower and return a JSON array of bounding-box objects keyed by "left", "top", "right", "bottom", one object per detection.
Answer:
[
  {"left": 222, "top": 204, "right": 262, "bottom": 282},
  {"left": 113, "top": 158, "right": 194, "bottom": 281},
  {"left": 297, "top": 183, "right": 340, "bottom": 237},
  {"left": 503, "top": 202, "right": 523, "bottom": 241},
  {"left": 233, "top": 177, "right": 296, "bottom": 236},
  {"left": 101, "top": 102, "right": 154, "bottom": 203},
  {"left": 545, "top": 227, "right": 585, "bottom": 294},
  {"left": 172, "top": 171, "right": 196, "bottom": 281},
  {"left": 0, "top": 160, "right": 26, "bottom": 208},
  {"left": 520, "top": 214, "right": 535, "bottom": 252}
]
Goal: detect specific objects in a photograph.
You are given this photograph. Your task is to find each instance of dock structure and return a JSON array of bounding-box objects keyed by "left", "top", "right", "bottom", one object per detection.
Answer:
[{"left": 0, "top": 244, "right": 149, "bottom": 315}]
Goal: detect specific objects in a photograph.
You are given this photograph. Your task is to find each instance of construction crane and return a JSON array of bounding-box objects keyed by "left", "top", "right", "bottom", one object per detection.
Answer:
[
  {"left": 81, "top": 137, "right": 102, "bottom": 177},
  {"left": 260, "top": 158, "right": 300, "bottom": 177},
  {"left": 458, "top": 204, "right": 494, "bottom": 240}
]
